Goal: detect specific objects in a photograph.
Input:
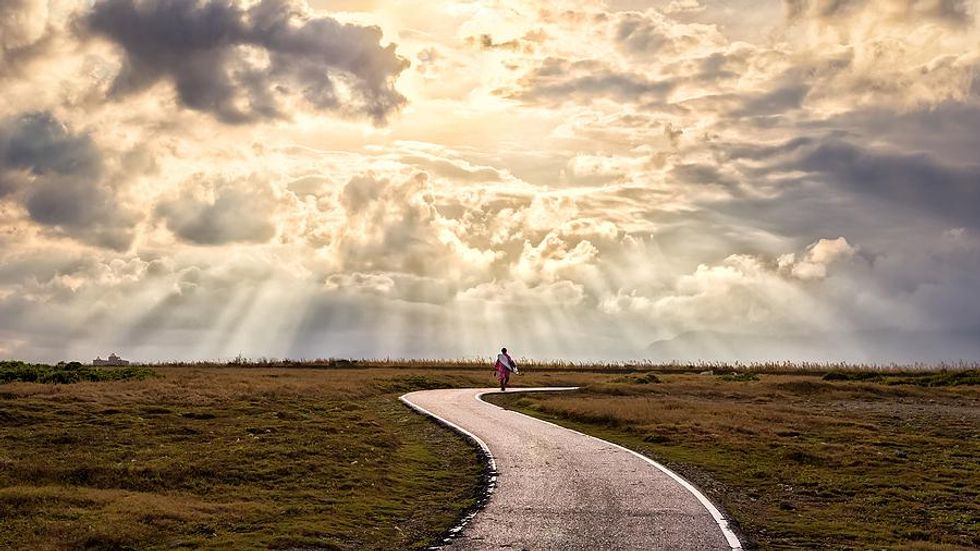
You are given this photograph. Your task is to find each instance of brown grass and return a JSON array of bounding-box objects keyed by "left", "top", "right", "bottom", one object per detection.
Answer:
[
  {"left": 487, "top": 372, "right": 980, "bottom": 550},
  {"left": 0, "top": 366, "right": 608, "bottom": 550},
  {"left": 4, "top": 363, "right": 976, "bottom": 550}
]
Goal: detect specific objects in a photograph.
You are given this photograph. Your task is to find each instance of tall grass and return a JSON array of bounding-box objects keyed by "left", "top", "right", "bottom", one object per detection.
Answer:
[{"left": 135, "top": 356, "right": 980, "bottom": 375}]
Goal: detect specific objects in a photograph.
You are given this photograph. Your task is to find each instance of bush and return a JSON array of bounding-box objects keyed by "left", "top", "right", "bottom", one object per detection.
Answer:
[
  {"left": 719, "top": 372, "right": 759, "bottom": 382},
  {"left": 613, "top": 373, "right": 661, "bottom": 385},
  {"left": 822, "top": 371, "right": 882, "bottom": 382},
  {"left": 821, "top": 369, "right": 978, "bottom": 386},
  {"left": 890, "top": 370, "right": 979, "bottom": 387},
  {"left": 0, "top": 362, "right": 156, "bottom": 385}
]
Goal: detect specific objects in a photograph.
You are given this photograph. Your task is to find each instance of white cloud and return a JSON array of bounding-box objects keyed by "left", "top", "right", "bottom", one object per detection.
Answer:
[{"left": 778, "top": 236, "right": 856, "bottom": 280}]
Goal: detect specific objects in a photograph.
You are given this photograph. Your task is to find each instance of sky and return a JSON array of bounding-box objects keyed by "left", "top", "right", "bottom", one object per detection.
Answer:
[{"left": 1, "top": 0, "right": 979, "bottom": 363}]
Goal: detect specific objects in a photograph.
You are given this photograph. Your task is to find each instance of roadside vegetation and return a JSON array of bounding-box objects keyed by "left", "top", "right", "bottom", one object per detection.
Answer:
[
  {"left": 487, "top": 369, "right": 979, "bottom": 550},
  {"left": 0, "top": 360, "right": 155, "bottom": 384}
]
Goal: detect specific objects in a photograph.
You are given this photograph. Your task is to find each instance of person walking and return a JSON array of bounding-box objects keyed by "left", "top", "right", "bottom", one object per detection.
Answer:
[{"left": 494, "top": 347, "right": 519, "bottom": 391}]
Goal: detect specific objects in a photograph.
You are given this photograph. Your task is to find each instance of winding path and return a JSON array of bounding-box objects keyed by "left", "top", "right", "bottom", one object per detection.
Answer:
[{"left": 402, "top": 387, "right": 742, "bottom": 551}]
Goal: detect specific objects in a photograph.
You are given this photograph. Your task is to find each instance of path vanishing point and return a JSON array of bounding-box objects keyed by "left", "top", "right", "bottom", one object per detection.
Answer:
[{"left": 402, "top": 387, "right": 743, "bottom": 550}]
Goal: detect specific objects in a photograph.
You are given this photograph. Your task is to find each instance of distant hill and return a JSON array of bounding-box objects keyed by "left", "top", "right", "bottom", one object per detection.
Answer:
[{"left": 645, "top": 328, "right": 980, "bottom": 364}]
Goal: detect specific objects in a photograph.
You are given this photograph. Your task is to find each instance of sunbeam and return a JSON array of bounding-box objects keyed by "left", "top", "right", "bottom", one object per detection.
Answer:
[{"left": 2, "top": 0, "right": 979, "bottom": 363}]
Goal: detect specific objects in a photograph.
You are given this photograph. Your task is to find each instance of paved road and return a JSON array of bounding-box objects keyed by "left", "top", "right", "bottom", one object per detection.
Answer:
[{"left": 402, "top": 387, "right": 741, "bottom": 551}]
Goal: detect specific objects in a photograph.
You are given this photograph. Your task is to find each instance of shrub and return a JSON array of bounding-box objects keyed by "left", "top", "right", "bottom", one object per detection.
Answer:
[
  {"left": 822, "top": 371, "right": 882, "bottom": 382},
  {"left": 719, "top": 372, "right": 759, "bottom": 382},
  {"left": 613, "top": 373, "right": 661, "bottom": 385},
  {"left": 0, "top": 362, "right": 156, "bottom": 385}
]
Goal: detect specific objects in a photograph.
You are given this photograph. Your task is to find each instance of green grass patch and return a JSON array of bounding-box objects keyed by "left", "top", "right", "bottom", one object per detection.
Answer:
[
  {"left": 822, "top": 370, "right": 882, "bottom": 381},
  {"left": 823, "top": 368, "right": 979, "bottom": 387},
  {"left": 613, "top": 372, "right": 661, "bottom": 384},
  {"left": 718, "top": 372, "right": 759, "bottom": 382},
  {"left": 889, "top": 369, "right": 980, "bottom": 387},
  {"left": 0, "top": 361, "right": 156, "bottom": 385}
]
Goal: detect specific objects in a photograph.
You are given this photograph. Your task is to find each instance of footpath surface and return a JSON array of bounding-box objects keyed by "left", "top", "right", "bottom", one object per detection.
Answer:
[{"left": 402, "top": 387, "right": 741, "bottom": 550}]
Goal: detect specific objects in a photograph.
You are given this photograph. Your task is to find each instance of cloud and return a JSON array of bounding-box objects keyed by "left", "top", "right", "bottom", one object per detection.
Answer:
[
  {"left": 785, "top": 0, "right": 973, "bottom": 25},
  {"left": 324, "top": 271, "right": 454, "bottom": 305},
  {"left": 504, "top": 57, "right": 674, "bottom": 105},
  {"left": 155, "top": 176, "right": 280, "bottom": 245},
  {"left": 339, "top": 173, "right": 388, "bottom": 214},
  {"left": 3, "top": 0, "right": 980, "bottom": 362},
  {"left": 0, "top": 111, "right": 137, "bottom": 250},
  {"left": 457, "top": 278, "right": 587, "bottom": 306},
  {"left": 330, "top": 172, "right": 498, "bottom": 278},
  {"left": 734, "top": 84, "right": 809, "bottom": 117},
  {"left": 397, "top": 154, "right": 504, "bottom": 183},
  {"left": 613, "top": 9, "right": 725, "bottom": 59},
  {"left": 789, "top": 139, "right": 980, "bottom": 229},
  {"left": 514, "top": 230, "right": 599, "bottom": 287},
  {"left": 84, "top": 0, "right": 409, "bottom": 124},
  {"left": 778, "top": 236, "right": 855, "bottom": 280},
  {"left": 599, "top": 236, "right": 860, "bottom": 335},
  {"left": 0, "top": 0, "right": 54, "bottom": 71}
]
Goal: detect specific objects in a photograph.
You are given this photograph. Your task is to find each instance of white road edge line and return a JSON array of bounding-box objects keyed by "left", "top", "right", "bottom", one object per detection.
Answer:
[
  {"left": 401, "top": 387, "right": 743, "bottom": 551},
  {"left": 399, "top": 391, "right": 499, "bottom": 546},
  {"left": 477, "top": 388, "right": 744, "bottom": 551},
  {"left": 399, "top": 393, "right": 497, "bottom": 475}
]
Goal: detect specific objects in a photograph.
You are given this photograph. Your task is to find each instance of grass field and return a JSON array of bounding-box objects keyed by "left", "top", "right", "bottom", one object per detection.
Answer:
[
  {"left": 2, "top": 362, "right": 977, "bottom": 550},
  {"left": 0, "top": 365, "right": 603, "bottom": 550},
  {"left": 486, "top": 369, "right": 980, "bottom": 550}
]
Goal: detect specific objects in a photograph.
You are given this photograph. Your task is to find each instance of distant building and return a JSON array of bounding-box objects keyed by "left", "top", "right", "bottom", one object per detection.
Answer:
[{"left": 93, "top": 353, "right": 130, "bottom": 366}]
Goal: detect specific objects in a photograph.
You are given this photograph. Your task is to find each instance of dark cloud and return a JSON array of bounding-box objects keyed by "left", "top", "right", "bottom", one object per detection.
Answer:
[
  {"left": 700, "top": 134, "right": 980, "bottom": 252},
  {"left": 614, "top": 11, "right": 673, "bottom": 55},
  {"left": 670, "top": 162, "right": 744, "bottom": 194},
  {"left": 507, "top": 57, "right": 674, "bottom": 104},
  {"left": 692, "top": 51, "right": 740, "bottom": 82},
  {"left": 734, "top": 84, "right": 809, "bottom": 117},
  {"left": 156, "top": 177, "right": 279, "bottom": 245},
  {"left": 0, "top": 112, "right": 100, "bottom": 177},
  {"left": 340, "top": 173, "right": 387, "bottom": 214},
  {"left": 0, "top": 112, "right": 137, "bottom": 250},
  {"left": 790, "top": 139, "right": 980, "bottom": 228},
  {"left": 85, "top": 0, "right": 409, "bottom": 124},
  {"left": 815, "top": 102, "right": 980, "bottom": 166},
  {"left": 785, "top": 0, "right": 973, "bottom": 24}
]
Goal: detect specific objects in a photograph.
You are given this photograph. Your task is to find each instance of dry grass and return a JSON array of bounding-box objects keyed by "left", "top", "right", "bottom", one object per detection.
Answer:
[
  {"left": 4, "top": 362, "right": 976, "bottom": 550},
  {"left": 146, "top": 357, "right": 979, "bottom": 374},
  {"left": 487, "top": 371, "right": 980, "bottom": 550},
  {"left": 0, "top": 366, "right": 606, "bottom": 550}
]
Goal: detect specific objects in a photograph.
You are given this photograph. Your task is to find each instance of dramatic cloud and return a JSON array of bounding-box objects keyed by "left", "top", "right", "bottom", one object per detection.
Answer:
[
  {"left": 1, "top": 0, "right": 979, "bottom": 363},
  {"left": 0, "top": 112, "right": 137, "bottom": 250},
  {"left": 726, "top": 137, "right": 980, "bottom": 231},
  {"left": 505, "top": 57, "right": 675, "bottom": 105},
  {"left": 785, "top": 0, "right": 972, "bottom": 24},
  {"left": 156, "top": 176, "right": 281, "bottom": 245},
  {"left": 613, "top": 9, "right": 724, "bottom": 59},
  {"left": 85, "top": 0, "right": 409, "bottom": 123},
  {"left": 778, "top": 237, "right": 855, "bottom": 280}
]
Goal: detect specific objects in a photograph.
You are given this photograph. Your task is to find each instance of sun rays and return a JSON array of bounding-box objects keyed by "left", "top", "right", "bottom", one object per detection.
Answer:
[{"left": 1, "top": 1, "right": 979, "bottom": 362}]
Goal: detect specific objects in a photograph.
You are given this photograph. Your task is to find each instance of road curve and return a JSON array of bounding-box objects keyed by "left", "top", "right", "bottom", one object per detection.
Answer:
[{"left": 401, "top": 387, "right": 742, "bottom": 551}]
